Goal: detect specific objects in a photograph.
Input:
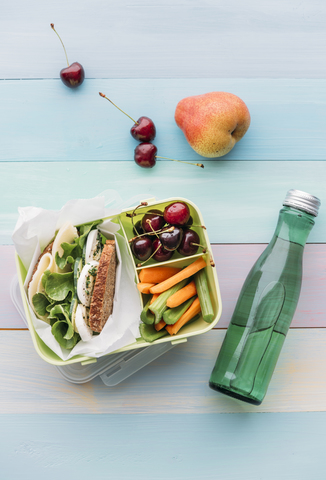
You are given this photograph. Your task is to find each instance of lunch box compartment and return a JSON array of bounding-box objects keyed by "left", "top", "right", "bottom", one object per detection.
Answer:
[{"left": 13, "top": 196, "right": 222, "bottom": 376}]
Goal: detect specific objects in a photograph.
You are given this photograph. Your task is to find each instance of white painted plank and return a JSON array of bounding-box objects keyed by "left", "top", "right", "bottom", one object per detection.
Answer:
[
  {"left": 1, "top": 412, "right": 326, "bottom": 480},
  {"left": 1, "top": 161, "right": 325, "bottom": 244},
  {"left": 0, "top": 329, "right": 325, "bottom": 413},
  {"left": 1, "top": 0, "right": 326, "bottom": 79},
  {"left": 0, "top": 79, "right": 325, "bottom": 161}
]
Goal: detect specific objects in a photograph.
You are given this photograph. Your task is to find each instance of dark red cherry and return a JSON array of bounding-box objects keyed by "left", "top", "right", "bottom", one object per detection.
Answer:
[
  {"left": 159, "top": 226, "right": 183, "bottom": 251},
  {"left": 141, "top": 209, "right": 165, "bottom": 233},
  {"left": 164, "top": 202, "right": 190, "bottom": 226},
  {"left": 60, "top": 62, "right": 85, "bottom": 88},
  {"left": 152, "top": 238, "right": 173, "bottom": 262},
  {"left": 131, "top": 236, "right": 152, "bottom": 261},
  {"left": 177, "top": 229, "right": 200, "bottom": 256},
  {"left": 51, "top": 24, "right": 85, "bottom": 89},
  {"left": 133, "top": 220, "right": 144, "bottom": 236},
  {"left": 134, "top": 143, "right": 157, "bottom": 169},
  {"left": 131, "top": 117, "right": 156, "bottom": 142}
]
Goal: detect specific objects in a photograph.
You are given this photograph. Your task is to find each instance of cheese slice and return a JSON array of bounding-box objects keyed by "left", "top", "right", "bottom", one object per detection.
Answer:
[
  {"left": 52, "top": 221, "right": 78, "bottom": 273},
  {"left": 28, "top": 252, "right": 55, "bottom": 322}
]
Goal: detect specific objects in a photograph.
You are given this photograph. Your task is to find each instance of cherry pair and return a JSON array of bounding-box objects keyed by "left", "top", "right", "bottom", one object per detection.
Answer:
[{"left": 98, "top": 94, "right": 203, "bottom": 170}]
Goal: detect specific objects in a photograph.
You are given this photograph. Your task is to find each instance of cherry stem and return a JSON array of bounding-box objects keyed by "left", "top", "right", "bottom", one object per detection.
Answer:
[
  {"left": 50, "top": 23, "right": 69, "bottom": 67},
  {"left": 156, "top": 156, "right": 204, "bottom": 169},
  {"left": 136, "top": 243, "right": 162, "bottom": 268},
  {"left": 129, "top": 226, "right": 174, "bottom": 243},
  {"left": 99, "top": 93, "right": 139, "bottom": 125},
  {"left": 128, "top": 202, "right": 148, "bottom": 233},
  {"left": 188, "top": 224, "right": 207, "bottom": 230},
  {"left": 190, "top": 242, "right": 207, "bottom": 254},
  {"left": 210, "top": 256, "right": 216, "bottom": 267},
  {"left": 146, "top": 219, "right": 160, "bottom": 239}
]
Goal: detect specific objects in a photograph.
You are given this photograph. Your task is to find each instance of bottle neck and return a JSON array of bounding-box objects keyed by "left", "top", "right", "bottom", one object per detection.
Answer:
[{"left": 273, "top": 206, "right": 315, "bottom": 247}]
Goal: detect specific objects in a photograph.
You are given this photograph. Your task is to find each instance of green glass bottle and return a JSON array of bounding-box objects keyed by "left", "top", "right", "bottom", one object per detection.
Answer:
[{"left": 209, "top": 190, "right": 321, "bottom": 405}]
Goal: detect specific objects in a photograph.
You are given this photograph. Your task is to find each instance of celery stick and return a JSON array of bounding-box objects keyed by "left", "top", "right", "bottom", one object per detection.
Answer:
[
  {"left": 194, "top": 269, "right": 214, "bottom": 323},
  {"left": 163, "top": 296, "right": 196, "bottom": 325},
  {"left": 150, "top": 279, "right": 188, "bottom": 324}
]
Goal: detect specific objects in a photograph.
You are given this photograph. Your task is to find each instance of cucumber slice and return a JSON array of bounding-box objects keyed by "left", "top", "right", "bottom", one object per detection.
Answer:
[
  {"left": 82, "top": 242, "right": 87, "bottom": 265},
  {"left": 73, "top": 257, "right": 83, "bottom": 291},
  {"left": 69, "top": 294, "right": 79, "bottom": 332}
]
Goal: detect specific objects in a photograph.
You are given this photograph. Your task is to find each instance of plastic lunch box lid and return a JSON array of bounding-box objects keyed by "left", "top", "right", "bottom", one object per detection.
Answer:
[{"left": 10, "top": 276, "right": 175, "bottom": 386}]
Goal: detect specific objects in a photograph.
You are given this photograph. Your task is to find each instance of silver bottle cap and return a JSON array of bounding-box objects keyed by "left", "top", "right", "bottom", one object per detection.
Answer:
[{"left": 283, "top": 189, "right": 321, "bottom": 217}]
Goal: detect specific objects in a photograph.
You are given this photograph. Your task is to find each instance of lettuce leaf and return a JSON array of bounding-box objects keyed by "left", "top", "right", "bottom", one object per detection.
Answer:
[
  {"left": 51, "top": 320, "right": 80, "bottom": 350},
  {"left": 55, "top": 243, "right": 80, "bottom": 270},
  {"left": 45, "top": 272, "right": 74, "bottom": 301},
  {"left": 32, "top": 293, "right": 50, "bottom": 317}
]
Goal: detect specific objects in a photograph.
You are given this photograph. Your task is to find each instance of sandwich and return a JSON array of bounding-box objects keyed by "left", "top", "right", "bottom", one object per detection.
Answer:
[{"left": 27, "top": 220, "right": 117, "bottom": 349}]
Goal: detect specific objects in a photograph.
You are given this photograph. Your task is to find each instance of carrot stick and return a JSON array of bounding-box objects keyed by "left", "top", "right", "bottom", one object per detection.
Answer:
[
  {"left": 150, "top": 293, "right": 160, "bottom": 305},
  {"left": 150, "top": 257, "right": 207, "bottom": 295},
  {"left": 166, "top": 280, "right": 197, "bottom": 309},
  {"left": 154, "top": 319, "right": 166, "bottom": 331},
  {"left": 137, "top": 283, "right": 156, "bottom": 294},
  {"left": 166, "top": 297, "right": 201, "bottom": 335},
  {"left": 139, "top": 266, "right": 182, "bottom": 284}
]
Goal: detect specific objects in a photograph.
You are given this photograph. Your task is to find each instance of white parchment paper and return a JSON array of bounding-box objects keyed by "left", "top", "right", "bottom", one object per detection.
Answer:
[{"left": 12, "top": 192, "right": 152, "bottom": 360}]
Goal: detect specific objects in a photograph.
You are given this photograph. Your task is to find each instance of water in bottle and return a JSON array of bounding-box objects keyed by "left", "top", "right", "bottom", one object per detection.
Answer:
[{"left": 209, "top": 189, "right": 321, "bottom": 405}]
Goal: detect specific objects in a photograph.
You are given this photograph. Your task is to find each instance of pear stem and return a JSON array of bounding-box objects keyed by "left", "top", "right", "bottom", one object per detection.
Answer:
[
  {"left": 50, "top": 23, "right": 69, "bottom": 67},
  {"left": 156, "top": 156, "right": 204, "bottom": 168},
  {"left": 99, "top": 93, "right": 139, "bottom": 125}
]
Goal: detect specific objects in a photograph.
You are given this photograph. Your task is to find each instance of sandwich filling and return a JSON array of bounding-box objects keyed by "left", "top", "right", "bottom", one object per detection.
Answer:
[{"left": 28, "top": 220, "right": 116, "bottom": 349}]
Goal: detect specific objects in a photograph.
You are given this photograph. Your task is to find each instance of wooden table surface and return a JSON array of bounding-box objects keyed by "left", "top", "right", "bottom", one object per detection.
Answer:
[{"left": 1, "top": 1, "right": 326, "bottom": 478}]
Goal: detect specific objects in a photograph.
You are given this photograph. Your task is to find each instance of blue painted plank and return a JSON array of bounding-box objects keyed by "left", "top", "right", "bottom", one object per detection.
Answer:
[
  {"left": 1, "top": 413, "right": 326, "bottom": 479},
  {"left": 0, "top": 79, "right": 325, "bottom": 161},
  {"left": 1, "top": 160, "right": 325, "bottom": 244}
]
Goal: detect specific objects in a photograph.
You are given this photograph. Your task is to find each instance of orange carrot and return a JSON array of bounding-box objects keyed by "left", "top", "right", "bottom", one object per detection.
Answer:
[
  {"left": 150, "top": 294, "right": 160, "bottom": 305},
  {"left": 166, "top": 297, "right": 201, "bottom": 335},
  {"left": 154, "top": 319, "right": 166, "bottom": 331},
  {"left": 150, "top": 257, "right": 207, "bottom": 295},
  {"left": 137, "top": 283, "right": 156, "bottom": 294},
  {"left": 166, "top": 280, "right": 197, "bottom": 309},
  {"left": 139, "top": 266, "right": 182, "bottom": 284}
]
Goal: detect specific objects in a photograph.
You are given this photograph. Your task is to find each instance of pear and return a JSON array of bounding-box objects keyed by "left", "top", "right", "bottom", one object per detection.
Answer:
[{"left": 175, "top": 92, "right": 251, "bottom": 158}]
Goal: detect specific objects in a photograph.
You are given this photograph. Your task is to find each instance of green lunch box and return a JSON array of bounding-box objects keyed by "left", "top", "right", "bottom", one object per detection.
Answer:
[{"left": 14, "top": 197, "right": 222, "bottom": 373}]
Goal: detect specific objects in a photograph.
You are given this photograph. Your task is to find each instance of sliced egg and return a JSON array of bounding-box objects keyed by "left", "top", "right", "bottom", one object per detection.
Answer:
[
  {"left": 85, "top": 229, "right": 103, "bottom": 263},
  {"left": 74, "top": 304, "right": 93, "bottom": 341},
  {"left": 77, "top": 260, "right": 99, "bottom": 306}
]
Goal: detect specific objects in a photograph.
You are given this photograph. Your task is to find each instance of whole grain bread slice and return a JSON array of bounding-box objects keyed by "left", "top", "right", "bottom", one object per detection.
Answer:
[{"left": 89, "top": 239, "right": 116, "bottom": 333}]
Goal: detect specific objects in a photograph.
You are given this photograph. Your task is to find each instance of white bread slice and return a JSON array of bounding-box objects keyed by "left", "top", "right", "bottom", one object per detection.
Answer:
[{"left": 89, "top": 239, "right": 116, "bottom": 333}]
